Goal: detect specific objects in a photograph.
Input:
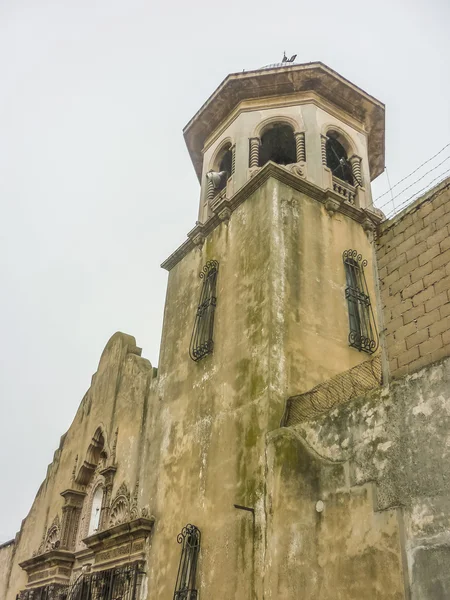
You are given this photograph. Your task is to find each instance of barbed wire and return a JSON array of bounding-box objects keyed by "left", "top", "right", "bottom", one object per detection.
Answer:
[
  {"left": 374, "top": 142, "right": 450, "bottom": 204},
  {"left": 384, "top": 172, "right": 450, "bottom": 219},
  {"left": 375, "top": 155, "right": 450, "bottom": 211}
]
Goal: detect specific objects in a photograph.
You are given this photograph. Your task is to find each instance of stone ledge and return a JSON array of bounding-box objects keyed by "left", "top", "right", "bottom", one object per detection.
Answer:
[{"left": 161, "top": 161, "right": 383, "bottom": 271}]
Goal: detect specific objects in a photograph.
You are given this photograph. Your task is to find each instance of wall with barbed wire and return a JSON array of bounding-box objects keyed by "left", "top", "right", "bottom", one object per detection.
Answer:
[{"left": 377, "top": 176, "right": 450, "bottom": 379}]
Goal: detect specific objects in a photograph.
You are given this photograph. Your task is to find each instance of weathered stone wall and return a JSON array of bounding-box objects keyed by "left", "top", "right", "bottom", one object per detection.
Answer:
[
  {"left": 146, "top": 174, "right": 379, "bottom": 599},
  {"left": 1, "top": 332, "right": 156, "bottom": 599},
  {"left": 0, "top": 174, "right": 382, "bottom": 600},
  {"left": 377, "top": 177, "right": 450, "bottom": 378},
  {"left": 5, "top": 173, "right": 450, "bottom": 600},
  {"left": 287, "top": 355, "right": 450, "bottom": 600},
  {"left": 265, "top": 428, "right": 405, "bottom": 599},
  {"left": 0, "top": 539, "right": 14, "bottom": 599}
]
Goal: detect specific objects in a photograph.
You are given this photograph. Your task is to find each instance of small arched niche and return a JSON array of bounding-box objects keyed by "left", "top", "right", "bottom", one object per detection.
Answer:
[
  {"left": 325, "top": 131, "right": 354, "bottom": 185},
  {"left": 260, "top": 123, "right": 296, "bottom": 167},
  {"left": 75, "top": 427, "right": 108, "bottom": 487}
]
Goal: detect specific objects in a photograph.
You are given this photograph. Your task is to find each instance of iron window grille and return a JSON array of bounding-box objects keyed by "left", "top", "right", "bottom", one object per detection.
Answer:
[
  {"left": 19, "top": 563, "right": 144, "bottom": 600},
  {"left": 173, "top": 524, "right": 201, "bottom": 600},
  {"left": 189, "top": 261, "right": 218, "bottom": 362},
  {"left": 343, "top": 249, "right": 378, "bottom": 354}
]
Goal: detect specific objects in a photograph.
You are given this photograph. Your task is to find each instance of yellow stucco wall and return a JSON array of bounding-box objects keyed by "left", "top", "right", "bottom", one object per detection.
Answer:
[{"left": 2, "top": 175, "right": 392, "bottom": 600}]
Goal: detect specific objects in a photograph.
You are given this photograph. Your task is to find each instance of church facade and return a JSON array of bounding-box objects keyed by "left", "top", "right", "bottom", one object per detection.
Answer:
[{"left": 1, "top": 61, "right": 450, "bottom": 600}]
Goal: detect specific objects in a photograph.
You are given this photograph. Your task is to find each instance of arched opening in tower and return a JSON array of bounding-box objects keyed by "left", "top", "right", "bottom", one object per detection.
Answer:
[
  {"left": 211, "top": 144, "right": 233, "bottom": 193},
  {"left": 326, "top": 135, "right": 354, "bottom": 185},
  {"left": 260, "top": 124, "right": 296, "bottom": 167}
]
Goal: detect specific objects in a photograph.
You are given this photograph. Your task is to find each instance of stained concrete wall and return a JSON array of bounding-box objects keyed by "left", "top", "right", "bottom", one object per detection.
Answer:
[
  {"left": 0, "top": 540, "right": 14, "bottom": 599},
  {"left": 377, "top": 177, "right": 450, "bottom": 379},
  {"left": 266, "top": 429, "right": 405, "bottom": 599},
  {"left": 1, "top": 173, "right": 381, "bottom": 600},
  {"left": 7, "top": 175, "right": 450, "bottom": 600},
  {"left": 289, "top": 355, "right": 450, "bottom": 600},
  {"left": 145, "top": 174, "right": 378, "bottom": 599}
]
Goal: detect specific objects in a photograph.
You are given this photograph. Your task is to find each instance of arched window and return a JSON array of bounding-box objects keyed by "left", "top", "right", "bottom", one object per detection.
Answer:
[
  {"left": 326, "top": 135, "right": 354, "bottom": 185},
  {"left": 88, "top": 485, "right": 103, "bottom": 536},
  {"left": 260, "top": 124, "right": 296, "bottom": 167},
  {"left": 218, "top": 145, "right": 233, "bottom": 181}
]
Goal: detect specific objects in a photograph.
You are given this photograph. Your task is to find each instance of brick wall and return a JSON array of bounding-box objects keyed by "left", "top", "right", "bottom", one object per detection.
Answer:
[{"left": 376, "top": 178, "right": 450, "bottom": 378}]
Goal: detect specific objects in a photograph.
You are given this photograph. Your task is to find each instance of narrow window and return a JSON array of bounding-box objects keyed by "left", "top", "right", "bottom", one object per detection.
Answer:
[
  {"left": 326, "top": 136, "right": 354, "bottom": 185},
  {"left": 343, "top": 250, "right": 378, "bottom": 354},
  {"left": 260, "top": 124, "right": 296, "bottom": 166},
  {"left": 88, "top": 485, "right": 103, "bottom": 535},
  {"left": 189, "top": 261, "right": 218, "bottom": 362},
  {"left": 173, "top": 524, "right": 201, "bottom": 600}
]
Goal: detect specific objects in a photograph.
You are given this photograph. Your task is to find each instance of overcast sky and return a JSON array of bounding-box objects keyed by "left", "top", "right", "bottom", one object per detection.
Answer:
[{"left": 0, "top": 0, "right": 449, "bottom": 542}]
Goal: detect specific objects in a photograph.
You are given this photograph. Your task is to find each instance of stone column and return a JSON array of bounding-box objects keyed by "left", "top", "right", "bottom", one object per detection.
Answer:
[
  {"left": 206, "top": 174, "right": 215, "bottom": 202},
  {"left": 349, "top": 155, "right": 363, "bottom": 186},
  {"left": 249, "top": 138, "right": 260, "bottom": 168},
  {"left": 294, "top": 132, "right": 306, "bottom": 162},
  {"left": 321, "top": 135, "right": 328, "bottom": 166},
  {"left": 99, "top": 466, "right": 117, "bottom": 530},
  {"left": 60, "top": 489, "right": 86, "bottom": 550}
]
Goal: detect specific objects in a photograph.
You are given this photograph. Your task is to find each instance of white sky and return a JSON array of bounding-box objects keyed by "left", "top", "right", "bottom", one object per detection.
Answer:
[{"left": 0, "top": 0, "right": 449, "bottom": 542}]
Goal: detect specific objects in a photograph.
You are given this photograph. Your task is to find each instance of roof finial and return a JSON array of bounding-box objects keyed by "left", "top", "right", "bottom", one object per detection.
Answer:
[{"left": 282, "top": 51, "right": 297, "bottom": 64}]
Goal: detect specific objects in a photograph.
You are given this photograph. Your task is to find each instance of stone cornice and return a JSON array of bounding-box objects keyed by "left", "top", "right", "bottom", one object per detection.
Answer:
[
  {"left": 160, "top": 162, "right": 383, "bottom": 272},
  {"left": 183, "top": 62, "right": 385, "bottom": 182},
  {"left": 19, "top": 549, "right": 75, "bottom": 571},
  {"left": 82, "top": 517, "right": 155, "bottom": 552},
  {"left": 82, "top": 517, "right": 155, "bottom": 570}
]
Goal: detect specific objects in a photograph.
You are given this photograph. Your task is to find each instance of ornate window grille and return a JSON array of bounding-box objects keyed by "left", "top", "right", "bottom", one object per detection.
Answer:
[
  {"left": 173, "top": 524, "right": 201, "bottom": 600},
  {"left": 189, "top": 261, "right": 218, "bottom": 362},
  {"left": 343, "top": 249, "right": 378, "bottom": 354},
  {"left": 19, "top": 563, "right": 144, "bottom": 600}
]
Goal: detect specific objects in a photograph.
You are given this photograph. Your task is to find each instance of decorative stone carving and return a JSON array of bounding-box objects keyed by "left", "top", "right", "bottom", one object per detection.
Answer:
[
  {"left": 98, "top": 465, "right": 117, "bottom": 531},
  {"left": 109, "top": 498, "right": 129, "bottom": 527},
  {"left": 108, "top": 482, "right": 131, "bottom": 527},
  {"left": 325, "top": 198, "right": 341, "bottom": 216},
  {"left": 286, "top": 163, "right": 305, "bottom": 178},
  {"left": 60, "top": 489, "right": 86, "bottom": 551},
  {"left": 294, "top": 132, "right": 306, "bottom": 162},
  {"left": 111, "top": 427, "right": 119, "bottom": 464},
  {"left": 34, "top": 515, "right": 61, "bottom": 556},
  {"left": 187, "top": 222, "right": 206, "bottom": 248},
  {"left": 249, "top": 137, "right": 260, "bottom": 168},
  {"left": 332, "top": 177, "right": 356, "bottom": 204},
  {"left": 218, "top": 207, "right": 232, "bottom": 222},
  {"left": 321, "top": 135, "right": 327, "bottom": 165},
  {"left": 104, "top": 480, "right": 143, "bottom": 528},
  {"left": 349, "top": 154, "right": 363, "bottom": 187},
  {"left": 129, "top": 479, "right": 140, "bottom": 520},
  {"left": 82, "top": 517, "right": 155, "bottom": 569}
]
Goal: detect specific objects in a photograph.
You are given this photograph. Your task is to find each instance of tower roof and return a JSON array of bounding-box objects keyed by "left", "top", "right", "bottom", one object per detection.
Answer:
[{"left": 183, "top": 61, "right": 385, "bottom": 182}]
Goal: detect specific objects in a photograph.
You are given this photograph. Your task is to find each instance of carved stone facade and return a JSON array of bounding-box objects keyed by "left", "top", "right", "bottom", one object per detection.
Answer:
[{"left": 1, "top": 62, "right": 450, "bottom": 600}]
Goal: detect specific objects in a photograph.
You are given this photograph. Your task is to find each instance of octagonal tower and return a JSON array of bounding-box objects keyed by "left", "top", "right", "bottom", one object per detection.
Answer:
[
  {"left": 183, "top": 61, "right": 385, "bottom": 224},
  {"left": 155, "top": 60, "right": 390, "bottom": 600}
]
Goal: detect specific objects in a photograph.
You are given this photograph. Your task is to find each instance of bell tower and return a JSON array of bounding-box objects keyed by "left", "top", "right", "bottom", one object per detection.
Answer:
[
  {"left": 161, "top": 60, "right": 385, "bottom": 399},
  {"left": 156, "top": 63, "right": 385, "bottom": 597},
  {"left": 182, "top": 60, "right": 384, "bottom": 226}
]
